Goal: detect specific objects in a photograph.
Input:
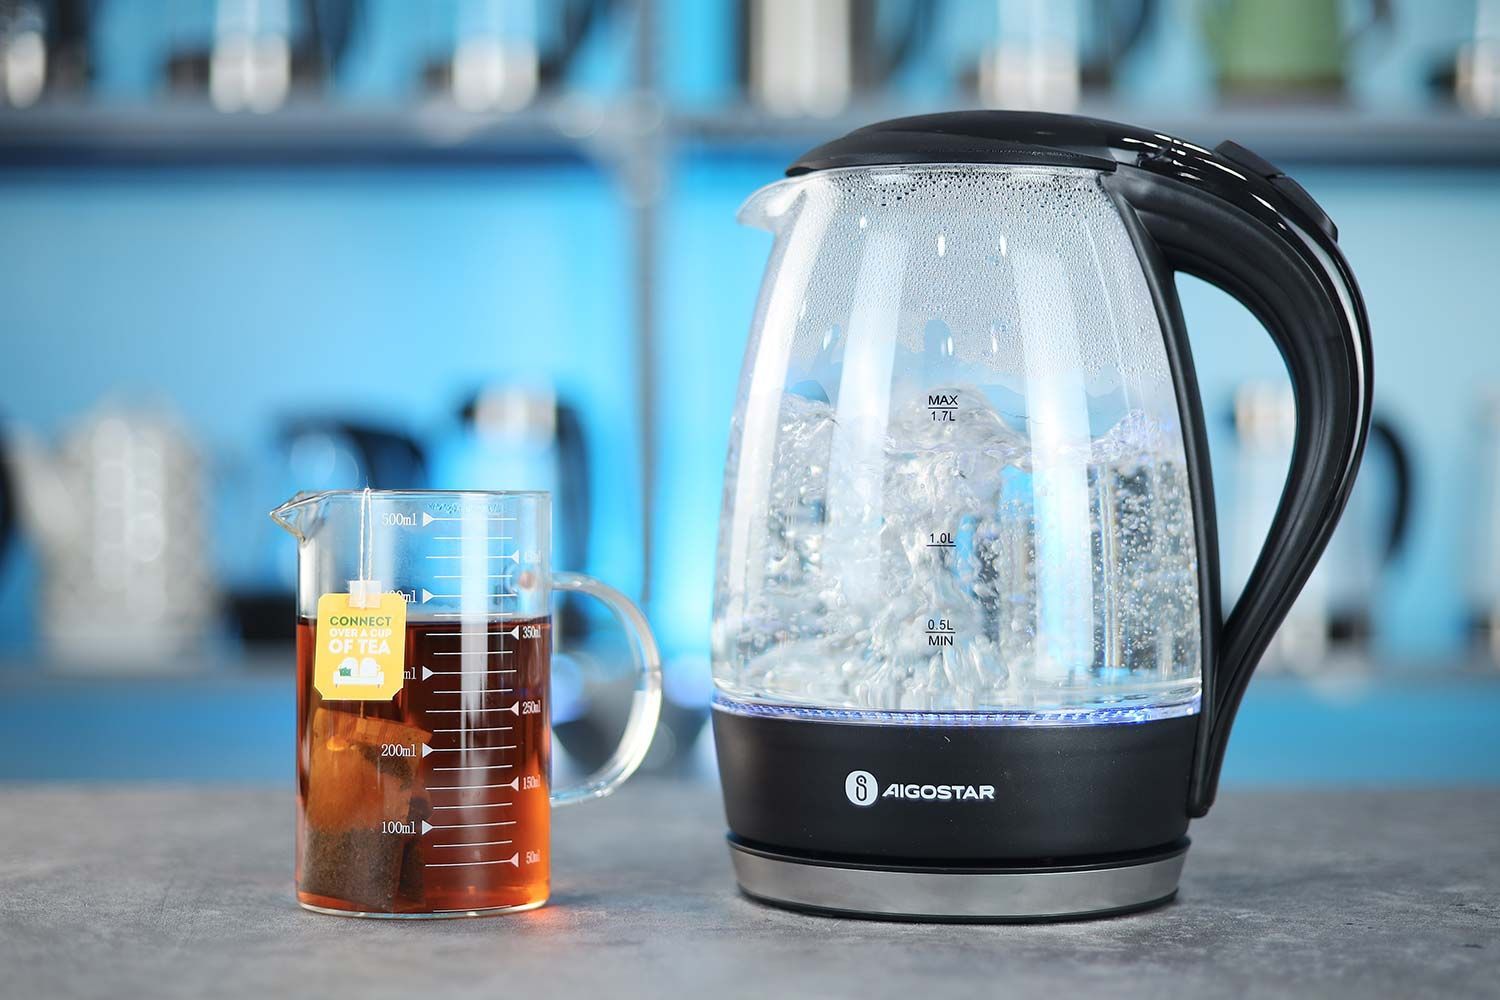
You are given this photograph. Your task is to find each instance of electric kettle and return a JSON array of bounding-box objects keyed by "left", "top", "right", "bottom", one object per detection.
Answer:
[
  {"left": 737, "top": 0, "right": 931, "bottom": 117},
  {"left": 712, "top": 112, "right": 1372, "bottom": 920}
]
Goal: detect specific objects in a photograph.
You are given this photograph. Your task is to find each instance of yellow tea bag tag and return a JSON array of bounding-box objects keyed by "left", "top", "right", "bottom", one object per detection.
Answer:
[{"left": 314, "top": 584, "right": 406, "bottom": 701}]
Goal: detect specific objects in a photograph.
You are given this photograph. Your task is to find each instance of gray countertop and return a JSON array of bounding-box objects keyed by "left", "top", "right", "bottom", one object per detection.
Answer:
[{"left": 1, "top": 780, "right": 1497, "bottom": 999}]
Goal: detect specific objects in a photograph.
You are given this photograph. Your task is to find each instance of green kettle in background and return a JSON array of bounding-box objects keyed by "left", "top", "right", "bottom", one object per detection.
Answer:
[{"left": 1200, "top": 0, "right": 1391, "bottom": 98}]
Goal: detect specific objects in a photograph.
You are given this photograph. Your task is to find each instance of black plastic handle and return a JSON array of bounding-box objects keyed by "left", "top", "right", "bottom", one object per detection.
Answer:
[
  {"left": 1368, "top": 416, "right": 1413, "bottom": 562},
  {"left": 1105, "top": 149, "right": 1373, "bottom": 815}
]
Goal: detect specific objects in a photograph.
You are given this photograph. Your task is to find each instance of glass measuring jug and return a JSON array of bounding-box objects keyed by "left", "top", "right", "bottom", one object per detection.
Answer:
[{"left": 271, "top": 489, "right": 661, "bottom": 918}]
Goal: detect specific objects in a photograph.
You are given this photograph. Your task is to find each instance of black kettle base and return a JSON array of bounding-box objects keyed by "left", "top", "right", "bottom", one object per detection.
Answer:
[{"left": 727, "top": 837, "right": 1189, "bottom": 923}]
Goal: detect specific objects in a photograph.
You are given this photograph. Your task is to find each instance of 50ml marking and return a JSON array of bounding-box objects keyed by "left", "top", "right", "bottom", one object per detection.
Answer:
[
  {"left": 927, "top": 393, "right": 958, "bottom": 422},
  {"left": 926, "top": 618, "right": 956, "bottom": 647}
]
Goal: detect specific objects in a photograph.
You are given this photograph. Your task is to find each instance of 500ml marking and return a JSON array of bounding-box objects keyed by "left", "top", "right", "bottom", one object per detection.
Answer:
[
  {"left": 380, "top": 511, "right": 418, "bottom": 527},
  {"left": 926, "top": 618, "right": 955, "bottom": 647},
  {"left": 927, "top": 393, "right": 958, "bottom": 422}
]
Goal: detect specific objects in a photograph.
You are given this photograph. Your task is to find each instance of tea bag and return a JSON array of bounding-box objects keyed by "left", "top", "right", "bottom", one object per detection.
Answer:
[{"left": 301, "top": 707, "right": 431, "bottom": 911}]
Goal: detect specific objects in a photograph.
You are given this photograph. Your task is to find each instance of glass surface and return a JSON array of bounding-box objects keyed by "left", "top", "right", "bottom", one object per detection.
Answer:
[{"left": 713, "top": 164, "right": 1201, "bottom": 720}]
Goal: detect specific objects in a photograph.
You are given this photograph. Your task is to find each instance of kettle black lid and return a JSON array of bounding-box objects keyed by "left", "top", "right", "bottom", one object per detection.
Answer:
[
  {"left": 787, "top": 110, "right": 1338, "bottom": 244},
  {"left": 787, "top": 111, "right": 1155, "bottom": 176}
]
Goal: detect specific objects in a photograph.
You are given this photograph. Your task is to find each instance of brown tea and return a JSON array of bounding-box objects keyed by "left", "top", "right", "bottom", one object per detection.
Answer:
[{"left": 296, "top": 615, "right": 551, "bottom": 915}]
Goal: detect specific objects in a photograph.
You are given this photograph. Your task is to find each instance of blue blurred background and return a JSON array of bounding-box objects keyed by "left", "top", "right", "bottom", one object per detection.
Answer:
[{"left": 2, "top": 0, "right": 1498, "bottom": 784}]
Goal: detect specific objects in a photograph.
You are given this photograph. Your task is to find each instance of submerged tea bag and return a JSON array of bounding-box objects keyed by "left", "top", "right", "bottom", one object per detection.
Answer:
[{"left": 301, "top": 708, "right": 431, "bottom": 910}]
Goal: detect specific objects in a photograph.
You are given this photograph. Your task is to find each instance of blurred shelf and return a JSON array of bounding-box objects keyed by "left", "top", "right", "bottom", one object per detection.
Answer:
[
  {"left": 673, "top": 104, "right": 1500, "bottom": 167},
  {"left": 0, "top": 100, "right": 623, "bottom": 168},
  {"left": 3, "top": 101, "right": 1498, "bottom": 170}
]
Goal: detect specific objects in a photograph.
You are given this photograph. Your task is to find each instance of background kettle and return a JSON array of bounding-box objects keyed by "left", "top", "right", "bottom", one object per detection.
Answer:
[
  {"left": 226, "top": 417, "right": 428, "bottom": 645},
  {"left": 736, "top": 0, "right": 932, "bottom": 116},
  {"left": 1228, "top": 382, "right": 1412, "bottom": 669},
  {"left": 5, "top": 405, "right": 218, "bottom": 668}
]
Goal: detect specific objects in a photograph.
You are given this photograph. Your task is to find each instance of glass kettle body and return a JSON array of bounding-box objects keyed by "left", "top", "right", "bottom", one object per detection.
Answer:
[
  {"left": 710, "top": 112, "right": 1372, "bottom": 921},
  {"left": 715, "top": 162, "right": 1201, "bottom": 719}
]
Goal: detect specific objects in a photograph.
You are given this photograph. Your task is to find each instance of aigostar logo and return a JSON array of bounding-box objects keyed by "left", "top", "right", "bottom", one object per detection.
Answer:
[{"left": 844, "top": 769, "right": 995, "bottom": 808}]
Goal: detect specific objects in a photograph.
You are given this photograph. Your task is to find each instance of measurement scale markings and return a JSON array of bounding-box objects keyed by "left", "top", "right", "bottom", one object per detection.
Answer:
[
  {"left": 432, "top": 726, "right": 514, "bottom": 734},
  {"left": 429, "top": 773, "right": 516, "bottom": 791},
  {"left": 421, "top": 819, "right": 517, "bottom": 832},
  {"left": 421, "top": 589, "right": 518, "bottom": 601},
  {"left": 431, "top": 839, "right": 512, "bottom": 849},
  {"left": 421, "top": 513, "right": 516, "bottom": 524},
  {"left": 432, "top": 535, "right": 512, "bottom": 541},
  {"left": 431, "top": 689, "right": 516, "bottom": 696},
  {"left": 425, "top": 855, "right": 520, "bottom": 869},
  {"left": 430, "top": 802, "right": 513, "bottom": 811},
  {"left": 429, "top": 651, "right": 515, "bottom": 658},
  {"left": 420, "top": 743, "right": 519, "bottom": 756},
  {"left": 420, "top": 664, "right": 517, "bottom": 678},
  {"left": 432, "top": 763, "right": 515, "bottom": 770},
  {"left": 427, "top": 627, "right": 524, "bottom": 640},
  {"left": 424, "top": 555, "right": 521, "bottom": 563},
  {"left": 424, "top": 628, "right": 523, "bottom": 638}
]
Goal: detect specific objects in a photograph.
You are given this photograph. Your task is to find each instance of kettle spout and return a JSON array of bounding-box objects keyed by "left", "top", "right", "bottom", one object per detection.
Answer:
[
  {"left": 4, "top": 428, "right": 77, "bottom": 554},
  {"left": 737, "top": 177, "right": 806, "bottom": 232}
]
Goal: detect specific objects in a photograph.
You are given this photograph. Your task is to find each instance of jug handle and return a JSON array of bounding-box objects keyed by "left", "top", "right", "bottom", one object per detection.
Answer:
[
  {"left": 1104, "top": 143, "right": 1373, "bottom": 816},
  {"left": 548, "top": 572, "right": 663, "bottom": 807}
]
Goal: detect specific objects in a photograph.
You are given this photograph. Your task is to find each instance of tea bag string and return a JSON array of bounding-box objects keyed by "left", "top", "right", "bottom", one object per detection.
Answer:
[{"left": 358, "top": 486, "right": 372, "bottom": 587}]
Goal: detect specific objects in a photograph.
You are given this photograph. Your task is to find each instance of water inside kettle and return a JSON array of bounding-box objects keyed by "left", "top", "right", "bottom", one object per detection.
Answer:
[{"left": 714, "top": 386, "right": 1201, "bottom": 717}]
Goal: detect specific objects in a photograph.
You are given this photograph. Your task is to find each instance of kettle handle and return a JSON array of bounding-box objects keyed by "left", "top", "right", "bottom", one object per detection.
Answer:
[{"left": 1104, "top": 143, "right": 1373, "bottom": 816}]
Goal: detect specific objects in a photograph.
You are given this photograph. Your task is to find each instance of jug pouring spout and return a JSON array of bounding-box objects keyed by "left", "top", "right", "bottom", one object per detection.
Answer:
[{"left": 269, "top": 491, "right": 329, "bottom": 543}]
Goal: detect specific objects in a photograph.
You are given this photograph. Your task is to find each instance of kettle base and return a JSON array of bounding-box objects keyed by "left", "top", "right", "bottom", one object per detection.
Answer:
[{"left": 728, "top": 837, "right": 1188, "bottom": 922}]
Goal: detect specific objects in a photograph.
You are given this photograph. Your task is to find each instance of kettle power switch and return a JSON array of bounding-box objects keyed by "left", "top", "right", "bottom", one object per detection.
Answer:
[
  {"left": 1213, "top": 138, "right": 1284, "bottom": 179},
  {"left": 1214, "top": 139, "right": 1339, "bottom": 243},
  {"left": 1269, "top": 175, "right": 1340, "bottom": 243}
]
